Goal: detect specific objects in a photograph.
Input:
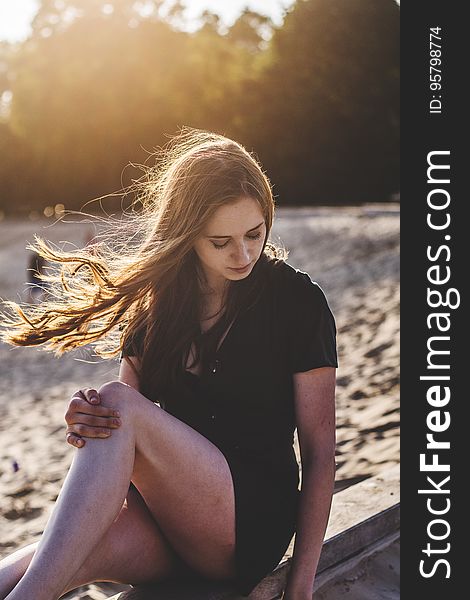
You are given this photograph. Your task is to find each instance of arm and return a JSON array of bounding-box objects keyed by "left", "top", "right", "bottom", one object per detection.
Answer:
[
  {"left": 118, "top": 355, "right": 141, "bottom": 390},
  {"left": 65, "top": 356, "right": 141, "bottom": 448},
  {"left": 284, "top": 366, "right": 336, "bottom": 600}
]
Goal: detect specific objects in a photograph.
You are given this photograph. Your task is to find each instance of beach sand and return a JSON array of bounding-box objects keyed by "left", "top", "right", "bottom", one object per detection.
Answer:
[{"left": 0, "top": 205, "right": 399, "bottom": 598}]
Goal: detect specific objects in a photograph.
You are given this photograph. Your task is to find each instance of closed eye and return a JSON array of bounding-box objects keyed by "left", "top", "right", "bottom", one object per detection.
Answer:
[{"left": 211, "top": 232, "right": 262, "bottom": 250}]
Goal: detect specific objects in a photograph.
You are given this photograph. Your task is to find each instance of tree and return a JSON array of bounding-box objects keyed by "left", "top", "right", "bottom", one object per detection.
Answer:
[
  {"left": 241, "top": 0, "right": 400, "bottom": 204},
  {"left": 0, "top": 0, "right": 399, "bottom": 214}
]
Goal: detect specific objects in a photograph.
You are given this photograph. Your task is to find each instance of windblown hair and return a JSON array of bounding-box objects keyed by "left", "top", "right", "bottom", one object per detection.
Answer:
[{"left": 0, "top": 128, "right": 287, "bottom": 403}]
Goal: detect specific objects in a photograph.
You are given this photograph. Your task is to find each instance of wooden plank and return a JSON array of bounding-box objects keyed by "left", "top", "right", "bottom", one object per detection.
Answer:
[
  {"left": 251, "top": 504, "right": 400, "bottom": 600},
  {"left": 107, "top": 465, "right": 400, "bottom": 600},
  {"left": 313, "top": 530, "right": 400, "bottom": 592}
]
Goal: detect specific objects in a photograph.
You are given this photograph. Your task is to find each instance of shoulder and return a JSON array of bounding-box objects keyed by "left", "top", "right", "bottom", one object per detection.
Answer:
[
  {"left": 265, "top": 258, "right": 329, "bottom": 307},
  {"left": 264, "top": 259, "right": 338, "bottom": 371}
]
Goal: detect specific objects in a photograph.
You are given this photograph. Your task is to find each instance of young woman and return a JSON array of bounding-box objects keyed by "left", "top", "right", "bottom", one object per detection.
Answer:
[{"left": 0, "top": 130, "right": 337, "bottom": 600}]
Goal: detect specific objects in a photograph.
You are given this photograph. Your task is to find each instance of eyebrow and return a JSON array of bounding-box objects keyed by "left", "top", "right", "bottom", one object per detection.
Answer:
[{"left": 205, "top": 221, "right": 265, "bottom": 239}]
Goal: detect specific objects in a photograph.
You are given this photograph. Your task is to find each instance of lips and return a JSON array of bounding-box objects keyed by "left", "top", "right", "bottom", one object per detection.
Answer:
[{"left": 229, "top": 263, "right": 251, "bottom": 271}]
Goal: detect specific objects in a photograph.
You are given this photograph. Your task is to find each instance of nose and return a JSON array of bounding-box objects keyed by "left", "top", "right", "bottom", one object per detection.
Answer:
[{"left": 231, "top": 241, "right": 250, "bottom": 266}]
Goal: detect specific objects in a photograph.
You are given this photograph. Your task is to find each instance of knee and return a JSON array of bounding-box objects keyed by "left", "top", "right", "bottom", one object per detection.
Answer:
[
  {"left": 97, "top": 381, "right": 159, "bottom": 440},
  {"left": 97, "top": 380, "right": 139, "bottom": 414}
]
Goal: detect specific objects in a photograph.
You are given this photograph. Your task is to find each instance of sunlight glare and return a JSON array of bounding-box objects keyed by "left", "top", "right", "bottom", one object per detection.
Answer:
[
  {"left": 0, "top": 0, "right": 296, "bottom": 42},
  {"left": 0, "top": 0, "right": 40, "bottom": 43}
]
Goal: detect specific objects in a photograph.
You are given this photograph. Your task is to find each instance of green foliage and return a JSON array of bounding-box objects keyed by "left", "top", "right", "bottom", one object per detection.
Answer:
[
  {"left": 0, "top": 0, "right": 399, "bottom": 214},
  {"left": 241, "top": 0, "right": 400, "bottom": 203}
]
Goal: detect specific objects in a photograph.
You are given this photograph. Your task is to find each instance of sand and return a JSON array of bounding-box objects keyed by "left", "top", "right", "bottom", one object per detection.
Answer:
[{"left": 0, "top": 205, "right": 400, "bottom": 598}]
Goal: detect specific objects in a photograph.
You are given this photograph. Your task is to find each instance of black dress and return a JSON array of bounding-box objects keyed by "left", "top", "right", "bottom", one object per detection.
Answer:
[{"left": 121, "top": 258, "right": 338, "bottom": 596}]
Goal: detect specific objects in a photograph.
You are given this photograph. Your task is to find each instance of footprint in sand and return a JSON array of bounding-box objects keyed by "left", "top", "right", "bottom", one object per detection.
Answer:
[{"left": 3, "top": 503, "right": 43, "bottom": 521}]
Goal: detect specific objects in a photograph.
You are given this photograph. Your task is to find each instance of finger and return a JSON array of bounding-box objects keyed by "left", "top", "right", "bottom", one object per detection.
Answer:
[
  {"left": 67, "top": 395, "right": 120, "bottom": 419},
  {"left": 66, "top": 414, "right": 121, "bottom": 429},
  {"left": 70, "top": 390, "right": 86, "bottom": 403},
  {"left": 82, "top": 387, "right": 100, "bottom": 405},
  {"left": 66, "top": 432, "right": 85, "bottom": 448},
  {"left": 66, "top": 424, "right": 112, "bottom": 439}
]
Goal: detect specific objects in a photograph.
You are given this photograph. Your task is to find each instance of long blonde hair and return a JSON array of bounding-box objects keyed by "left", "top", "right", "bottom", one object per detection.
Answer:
[{"left": 0, "top": 128, "right": 286, "bottom": 401}]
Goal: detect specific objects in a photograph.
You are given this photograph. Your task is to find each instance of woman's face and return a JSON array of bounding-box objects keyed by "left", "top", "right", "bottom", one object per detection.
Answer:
[{"left": 193, "top": 196, "right": 267, "bottom": 292}]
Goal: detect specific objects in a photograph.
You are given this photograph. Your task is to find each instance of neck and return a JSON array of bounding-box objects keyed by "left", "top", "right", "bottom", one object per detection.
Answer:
[
  {"left": 200, "top": 282, "right": 229, "bottom": 305},
  {"left": 196, "top": 266, "right": 228, "bottom": 300}
]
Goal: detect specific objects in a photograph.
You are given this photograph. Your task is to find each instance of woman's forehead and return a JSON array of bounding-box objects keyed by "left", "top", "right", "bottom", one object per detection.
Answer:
[{"left": 205, "top": 197, "right": 264, "bottom": 235}]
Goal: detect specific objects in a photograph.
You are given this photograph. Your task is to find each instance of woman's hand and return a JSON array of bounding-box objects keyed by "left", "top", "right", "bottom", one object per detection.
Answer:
[{"left": 64, "top": 388, "right": 121, "bottom": 448}]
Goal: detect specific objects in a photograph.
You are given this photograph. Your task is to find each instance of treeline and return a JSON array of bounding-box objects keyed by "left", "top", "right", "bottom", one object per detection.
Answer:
[{"left": 0, "top": 0, "right": 399, "bottom": 215}]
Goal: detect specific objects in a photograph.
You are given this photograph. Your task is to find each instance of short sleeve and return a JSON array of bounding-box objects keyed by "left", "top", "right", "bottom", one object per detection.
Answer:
[{"left": 279, "top": 265, "right": 338, "bottom": 374}]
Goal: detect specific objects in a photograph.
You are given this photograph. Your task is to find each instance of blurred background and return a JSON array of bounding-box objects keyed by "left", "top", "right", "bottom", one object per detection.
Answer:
[
  {"left": 0, "top": 0, "right": 399, "bottom": 218},
  {"left": 0, "top": 4, "right": 400, "bottom": 597}
]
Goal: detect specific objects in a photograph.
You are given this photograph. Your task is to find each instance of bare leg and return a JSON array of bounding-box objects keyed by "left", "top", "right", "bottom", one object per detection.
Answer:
[
  {"left": 5, "top": 381, "right": 236, "bottom": 600},
  {"left": 5, "top": 405, "right": 136, "bottom": 599},
  {"left": 0, "top": 486, "right": 182, "bottom": 598},
  {"left": 0, "top": 546, "right": 36, "bottom": 600}
]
